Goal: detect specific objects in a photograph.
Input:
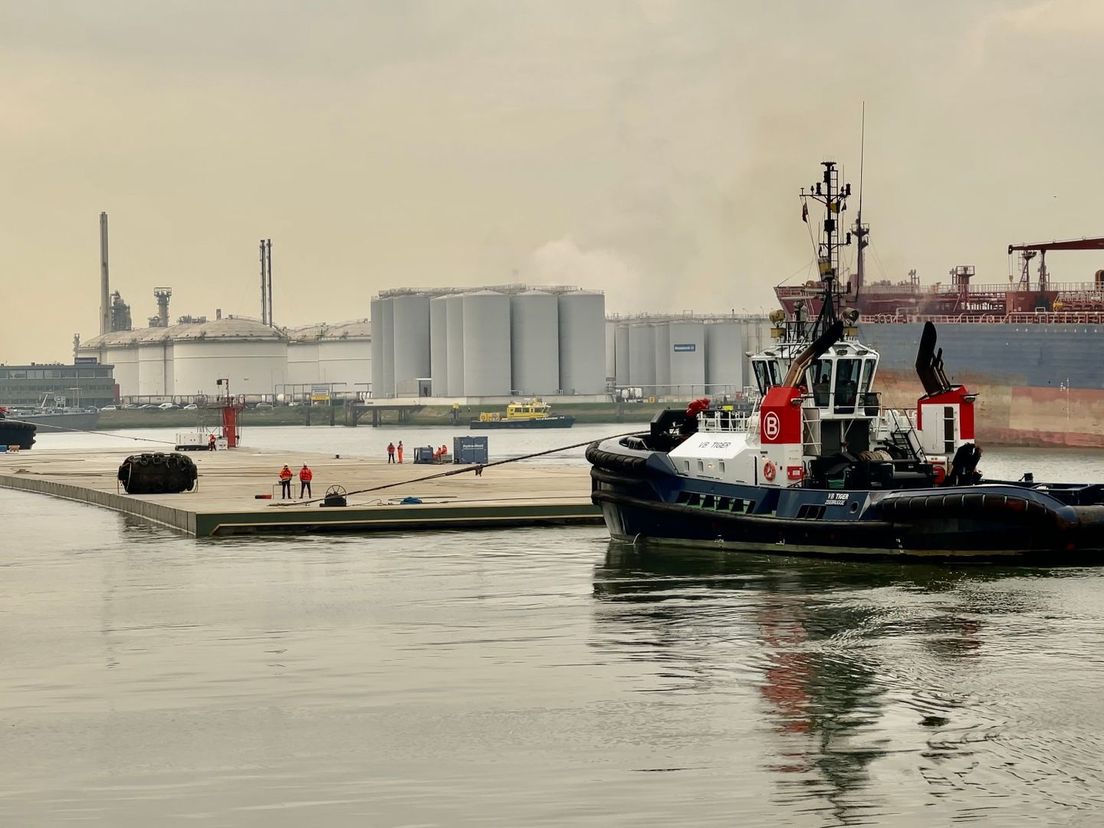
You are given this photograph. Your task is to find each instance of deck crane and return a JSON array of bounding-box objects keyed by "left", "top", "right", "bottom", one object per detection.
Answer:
[{"left": 1008, "top": 237, "right": 1104, "bottom": 291}]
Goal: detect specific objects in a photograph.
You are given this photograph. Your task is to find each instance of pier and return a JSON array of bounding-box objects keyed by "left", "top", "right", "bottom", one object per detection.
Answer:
[{"left": 0, "top": 447, "right": 600, "bottom": 538}]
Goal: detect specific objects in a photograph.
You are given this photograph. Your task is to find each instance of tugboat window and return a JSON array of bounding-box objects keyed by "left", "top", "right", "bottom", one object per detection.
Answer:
[
  {"left": 834, "top": 358, "right": 861, "bottom": 413},
  {"left": 808, "top": 359, "right": 832, "bottom": 406}
]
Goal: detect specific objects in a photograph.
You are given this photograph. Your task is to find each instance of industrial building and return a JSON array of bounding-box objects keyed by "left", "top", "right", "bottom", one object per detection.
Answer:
[
  {"left": 606, "top": 313, "right": 773, "bottom": 398},
  {"left": 0, "top": 362, "right": 117, "bottom": 409},
  {"left": 371, "top": 285, "right": 607, "bottom": 398}
]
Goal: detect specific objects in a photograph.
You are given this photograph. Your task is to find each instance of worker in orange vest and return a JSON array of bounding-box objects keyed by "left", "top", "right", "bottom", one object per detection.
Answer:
[
  {"left": 298, "top": 463, "right": 313, "bottom": 498},
  {"left": 397, "top": 441, "right": 404, "bottom": 463},
  {"left": 278, "top": 464, "right": 293, "bottom": 499}
]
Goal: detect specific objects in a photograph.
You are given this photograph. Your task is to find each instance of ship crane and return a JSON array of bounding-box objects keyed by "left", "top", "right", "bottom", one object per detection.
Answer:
[{"left": 1007, "top": 237, "right": 1104, "bottom": 291}]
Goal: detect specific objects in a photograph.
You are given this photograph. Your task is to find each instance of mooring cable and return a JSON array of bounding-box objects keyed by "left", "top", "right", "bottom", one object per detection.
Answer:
[{"left": 268, "top": 431, "right": 642, "bottom": 508}]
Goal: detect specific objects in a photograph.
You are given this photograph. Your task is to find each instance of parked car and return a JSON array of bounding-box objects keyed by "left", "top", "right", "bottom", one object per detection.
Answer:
[
  {"left": 255, "top": 402, "right": 273, "bottom": 409},
  {"left": 100, "top": 405, "right": 117, "bottom": 412},
  {"left": 182, "top": 403, "right": 198, "bottom": 410},
  {"left": 140, "top": 404, "right": 158, "bottom": 409},
  {"left": 158, "top": 402, "right": 178, "bottom": 410}
]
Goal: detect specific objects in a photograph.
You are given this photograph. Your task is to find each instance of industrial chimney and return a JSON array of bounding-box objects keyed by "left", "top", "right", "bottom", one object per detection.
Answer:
[
  {"left": 154, "top": 287, "right": 172, "bottom": 327},
  {"left": 99, "top": 212, "right": 110, "bottom": 335}
]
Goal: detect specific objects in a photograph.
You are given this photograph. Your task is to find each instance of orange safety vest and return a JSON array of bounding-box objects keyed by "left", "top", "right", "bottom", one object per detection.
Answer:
[
  {"left": 299, "top": 467, "right": 313, "bottom": 481},
  {"left": 279, "top": 467, "right": 293, "bottom": 481}
]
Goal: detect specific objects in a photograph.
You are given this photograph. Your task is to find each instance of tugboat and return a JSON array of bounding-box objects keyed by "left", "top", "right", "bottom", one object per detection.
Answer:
[
  {"left": 0, "top": 407, "right": 36, "bottom": 450},
  {"left": 470, "top": 399, "right": 575, "bottom": 429},
  {"left": 586, "top": 161, "right": 1104, "bottom": 562}
]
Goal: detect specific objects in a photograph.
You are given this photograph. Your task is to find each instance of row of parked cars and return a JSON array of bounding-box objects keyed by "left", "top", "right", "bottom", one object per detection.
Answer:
[{"left": 101, "top": 403, "right": 200, "bottom": 411}]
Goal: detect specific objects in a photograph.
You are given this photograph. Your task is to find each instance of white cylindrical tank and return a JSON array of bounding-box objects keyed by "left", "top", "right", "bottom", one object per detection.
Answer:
[
  {"left": 559, "top": 291, "right": 605, "bottom": 394},
  {"left": 317, "top": 320, "right": 371, "bottom": 392},
  {"left": 134, "top": 327, "right": 174, "bottom": 397},
  {"left": 604, "top": 320, "right": 616, "bottom": 384},
  {"left": 79, "top": 330, "right": 140, "bottom": 398},
  {"left": 462, "top": 291, "right": 511, "bottom": 396},
  {"left": 613, "top": 322, "right": 630, "bottom": 386},
  {"left": 667, "top": 320, "right": 705, "bottom": 397},
  {"left": 391, "top": 294, "right": 430, "bottom": 397},
  {"left": 370, "top": 298, "right": 385, "bottom": 398},
  {"left": 705, "top": 320, "right": 745, "bottom": 397},
  {"left": 430, "top": 296, "right": 449, "bottom": 397},
  {"left": 510, "top": 291, "right": 559, "bottom": 395},
  {"left": 627, "top": 323, "right": 656, "bottom": 390},
  {"left": 653, "top": 322, "right": 671, "bottom": 396},
  {"left": 171, "top": 317, "right": 287, "bottom": 397},
  {"left": 287, "top": 323, "right": 323, "bottom": 387},
  {"left": 446, "top": 294, "right": 465, "bottom": 397}
]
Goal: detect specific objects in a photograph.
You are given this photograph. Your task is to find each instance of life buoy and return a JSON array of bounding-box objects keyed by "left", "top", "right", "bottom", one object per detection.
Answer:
[
  {"left": 932, "top": 464, "right": 947, "bottom": 486},
  {"left": 763, "top": 460, "right": 777, "bottom": 482}
]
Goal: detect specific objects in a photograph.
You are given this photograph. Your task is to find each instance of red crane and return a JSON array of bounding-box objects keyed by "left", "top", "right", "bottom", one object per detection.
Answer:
[{"left": 1008, "top": 237, "right": 1104, "bottom": 290}]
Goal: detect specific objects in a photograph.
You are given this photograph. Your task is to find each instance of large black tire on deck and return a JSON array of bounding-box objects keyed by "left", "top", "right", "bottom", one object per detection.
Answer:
[{"left": 118, "top": 452, "right": 199, "bottom": 494}]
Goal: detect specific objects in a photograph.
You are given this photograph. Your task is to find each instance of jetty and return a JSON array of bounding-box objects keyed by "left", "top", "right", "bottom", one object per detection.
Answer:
[{"left": 0, "top": 447, "right": 600, "bottom": 538}]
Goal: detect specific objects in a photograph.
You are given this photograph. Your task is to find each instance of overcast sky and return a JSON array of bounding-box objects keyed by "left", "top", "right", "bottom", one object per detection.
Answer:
[{"left": 2, "top": 0, "right": 1102, "bottom": 364}]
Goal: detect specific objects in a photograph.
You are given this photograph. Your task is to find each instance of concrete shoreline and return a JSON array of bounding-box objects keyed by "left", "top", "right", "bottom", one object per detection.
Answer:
[{"left": 0, "top": 446, "right": 600, "bottom": 538}]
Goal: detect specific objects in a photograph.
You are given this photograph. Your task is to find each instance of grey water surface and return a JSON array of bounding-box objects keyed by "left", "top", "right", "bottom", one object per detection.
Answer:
[{"left": 4, "top": 428, "right": 1104, "bottom": 825}]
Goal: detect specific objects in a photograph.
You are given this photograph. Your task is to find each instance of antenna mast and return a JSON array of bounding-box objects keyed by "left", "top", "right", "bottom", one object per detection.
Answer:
[{"left": 852, "top": 103, "right": 869, "bottom": 301}]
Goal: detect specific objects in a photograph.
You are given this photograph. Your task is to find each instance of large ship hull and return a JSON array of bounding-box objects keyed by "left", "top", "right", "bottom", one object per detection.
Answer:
[{"left": 860, "top": 321, "right": 1104, "bottom": 447}]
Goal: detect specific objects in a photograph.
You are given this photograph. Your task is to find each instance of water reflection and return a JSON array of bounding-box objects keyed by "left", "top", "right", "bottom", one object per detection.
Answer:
[{"left": 591, "top": 543, "right": 1065, "bottom": 823}]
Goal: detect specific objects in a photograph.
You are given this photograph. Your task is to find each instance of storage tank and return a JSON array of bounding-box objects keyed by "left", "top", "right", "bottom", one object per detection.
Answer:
[
  {"left": 558, "top": 291, "right": 605, "bottom": 394},
  {"left": 287, "top": 324, "right": 322, "bottom": 387},
  {"left": 604, "top": 320, "right": 616, "bottom": 384},
  {"left": 627, "top": 322, "right": 656, "bottom": 390},
  {"left": 705, "top": 320, "right": 745, "bottom": 397},
  {"left": 510, "top": 290, "right": 559, "bottom": 395},
  {"left": 171, "top": 317, "right": 287, "bottom": 397},
  {"left": 80, "top": 330, "right": 140, "bottom": 398},
  {"left": 391, "top": 294, "right": 430, "bottom": 396},
  {"left": 445, "top": 294, "right": 465, "bottom": 396},
  {"left": 379, "top": 297, "right": 396, "bottom": 397},
  {"left": 317, "top": 320, "right": 371, "bottom": 391},
  {"left": 370, "top": 298, "right": 385, "bottom": 398},
  {"left": 134, "top": 326, "right": 174, "bottom": 397},
  {"left": 613, "top": 322, "right": 630, "bottom": 386},
  {"left": 652, "top": 322, "right": 671, "bottom": 396},
  {"left": 430, "top": 296, "right": 449, "bottom": 397},
  {"left": 462, "top": 291, "right": 511, "bottom": 396},
  {"left": 667, "top": 319, "right": 705, "bottom": 396}
]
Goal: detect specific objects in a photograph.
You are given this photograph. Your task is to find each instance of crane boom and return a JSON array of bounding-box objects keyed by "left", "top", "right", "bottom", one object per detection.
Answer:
[{"left": 1008, "top": 237, "right": 1104, "bottom": 254}]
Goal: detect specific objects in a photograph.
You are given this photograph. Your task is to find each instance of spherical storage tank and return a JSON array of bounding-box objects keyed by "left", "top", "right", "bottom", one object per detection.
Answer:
[
  {"left": 558, "top": 291, "right": 606, "bottom": 394},
  {"left": 627, "top": 323, "right": 656, "bottom": 389},
  {"left": 390, "top": 294, "right": 430, "bottom": 396},
  {"left": 445, "top": 294, "right": 465, "bottom": 396},
  {"left": 705, "top": 320, "right": 745, "bottom": 396},
  {"left": 666, "top": 319, "right": 705, "bottom": 394},
  {"left": 171, "top": 317, "right": 287, "bottom": 397},
  {"left": 510, "top": 291, "right": 559, "bottom": 395},
  {"left": 430, "top": 296, "right": 449, "bottom": 397},
  {"left": 461, "top": 291, "right": 510, "bottom": 396}
]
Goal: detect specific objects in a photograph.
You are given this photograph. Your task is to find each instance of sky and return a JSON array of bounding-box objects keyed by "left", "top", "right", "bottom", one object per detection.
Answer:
[{"left": 2, "top": 0, "right": 1103, "bottom": 364}]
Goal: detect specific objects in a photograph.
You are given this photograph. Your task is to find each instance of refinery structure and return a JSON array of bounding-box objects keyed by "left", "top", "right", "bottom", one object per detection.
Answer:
[{"left": 65, "top": 213, "right": 771, "bottom": 404}]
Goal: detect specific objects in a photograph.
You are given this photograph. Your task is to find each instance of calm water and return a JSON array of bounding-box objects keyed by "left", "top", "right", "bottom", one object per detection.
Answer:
[{"left": 4, "top": 428, "right": 1104, "bottom": 825}]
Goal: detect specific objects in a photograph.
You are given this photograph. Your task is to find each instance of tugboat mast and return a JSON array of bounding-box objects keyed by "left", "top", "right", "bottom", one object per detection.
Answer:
[{"left": 800, "top": 161, "right": 853, "bottom": 339}]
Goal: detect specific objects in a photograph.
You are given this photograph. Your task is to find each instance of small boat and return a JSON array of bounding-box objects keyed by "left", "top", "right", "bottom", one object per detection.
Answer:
[
  {"left": 587, "top": 160, "right": 1104, "bottom": 563},
  {"left": 470, "top": 399, "right": 575, "bottom": 429},
  {"left": 0, "top": 407, "right": 36, "bottom": 450}
]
